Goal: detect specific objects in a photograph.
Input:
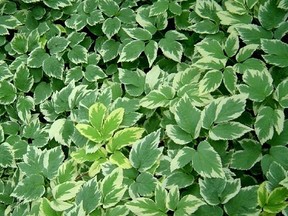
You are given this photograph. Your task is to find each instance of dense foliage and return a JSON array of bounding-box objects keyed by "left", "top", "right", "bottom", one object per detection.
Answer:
[{"left": 0, "top": 0, "right": 288, "bottom": 215}]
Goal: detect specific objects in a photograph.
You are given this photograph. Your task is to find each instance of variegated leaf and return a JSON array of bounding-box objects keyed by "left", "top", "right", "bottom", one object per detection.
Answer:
[
  {"left": 107, "top": 127, "right": 144, "bottom": 152},
  {"left": 209, "top": 122, "right": 252, "bottom": 141}
]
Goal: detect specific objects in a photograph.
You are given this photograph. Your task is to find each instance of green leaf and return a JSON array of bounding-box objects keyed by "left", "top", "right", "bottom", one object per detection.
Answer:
[
  {"left": 11, "top": 174, "right": 45, "bottom": 202},
  {"left": 52, "top": 181, "right": 83, "bottom": 201},
  {"left": 255, "top": 107, "right": 285, "bottom": 144},
  {"left": 223, "top": 67, "right": 237, "bottom": 94},
  {"left": 235, "top": 24, "right": 273, "bottom": 44},
  {"left": 14, "top": 65, "right": 34, "bottom": 93},
  {"left": 225, "top": 1, "right": 247, "bottom": 15},
  {"left": 106, "top": 205, "right": 129, "bottom": 216},
  {"left": 144, "top": 40, "right": 158, "bottom": 67},
  {"left": 274, "top": 79, "right": 288, "bottom": 108},
  {"left": 0, "top": 143, "right": 14, "bottom": 168},
  {"left": 88, "top": 102, "right": 107, "bottom": 130},
  {"left": 199, "top": 70, "right": 223, "bottom": 94},
  {"left": 200, "top": 178, "right": 241, "bottom": 206},
  {"left": 99, "top": 39, "right": 120, "bottom": 63},
  {"left": 16, "top": 96, "right": 34, "bottom": 124},
  {"left": 215, "top": 94, "right": 246, "bottom": 123},
  {"left": 193, "top": 205, "right": 224, "bottom": 216},
  {"left": 102, "top": 17, "right": 121, "bottom": 39},
  {"left": 164, "top": 170, "right": 194, "bottom": 189},
  {"left": 118, "top": 40, "right": 145, "bottom": 62},
  {"left": 123, "top": 27, "right": 152, "bottom": 41},
  {"left": 140, "top": 86, "right": 175, "bottom": 109},
  {"left": 40, "top": 198, "right": 58, "bottom": 216},
  {"left": 199, "top": 178, "right": 226, "bottom": 205},
  {"left": 278, "top": 0, "right": 288, "bottom": 9},
  {"left": 65, "top": 203, "right": 86, "bottom": 216},
  {"left": 126, "top": 198, "right": 166, "bottom": 216},
  {"left": 107, "top": 127, "right": 144, "bottom": 152},
  {"left": 47, "top": 36, "right": 70, "bottom": 55},
  {"left": 238, "top": 69, "right": 273, "bottom": 102},
  {"left": 11, "top": 34, "right": 28, "bottom": 54},
  {"left": 101, "top": 168, "right": 126, "bottom": 208},
  {"left": 42, "top": 56, "right": 64, "bottom": 79},
  {"left": 201, "top": 99, "right": 218, "bottom": 129},
  {"left": 236, "top": 44, "right": 258, "bottom": 62},
  {"left": 231, "top": 139, "right": 262, "bottom": 170},
  {"left": 101, "top": 108, "right": 125, "bottom": 139},
  {"left": 0, "top": 125, "right": 3, "bottom": 143},
  {"left": 195, "top": 0, "right": 222, "bottom": 22},
  {"left": 221, "top": 179, "right": 243, "bottom": 204},
  {"left": 224, "top": 186, "right": 259, "bottom": 216},
  {"left": 18, "top": 146, "right": 42, "bottom": 175},
  {"left": 0, "top": 15, "right": 21, "bottom": 29},
  {"left": 149, "top": 0, "right": 169, "bottom": 16},
  {"left": 257, "top": 182, "right": 269, "bottom": 208},
  {"left": 130, "top": 129, "right": 163, "bottom": 172},
  {"left": 266, "top": 162, "right": 287, "bottom": 190},
  {"left": 265, "top": 187, "right": 288, "bottom": 213},
  {"left": 155, "top": 184, "right": 168, "bottom": 213},
  {"left": 225, "top": 32, "right": 239, "bottom": 57},
  {"left": 0, "top": 63, "right": 12, "bottom": 81},
  {"left": 261, "top": 39, "right": 288, "bottom": 68},
  {"left": 76, "top": 124, "right": 102, "bottom": 143},
  {"left": 170, "top": 147, "right": 194, "bottom": 171},
  {"left": 217, "top": 11, "right": 252, "bottom": 26},
  {"left": 98, "top": 0, "right": 119, "bottom": 17},
  {"left": 99, "top": 39, "right": 120, "bottom": 62},
  {"left": 258, "top": 0, "right": 287, "bottom": 30},
  {"left": 110, "top": 151, "right": 131, "bottom": 169},
  {"left": 52, "top": 81, "right": 74, "bottom": 114},
  {"left": 191, "top": 141, "right": 225, "bottom": 178},
  {"left": 166, "top": 124, "right": 192, "bottom": 145},
  {"left": 166, "top": 186, "right": 180, "bottom": 211},
  {"left": 269, "top": 120, "right": 288, "bottom": 146},
  {"left": 196, "top": 38, "right": 226, "bottom": 60},
  {"left": 168, "top": 2, "right": 182, "bottom": 15},
  {"left": 191, "top": 19, "right": 219, "bottom": 35},
  {"left": 55, "top": 160, "right": 78, "bottom": 184},
  {"left": 209, "top": 122, "right": 252, "bottom": 140},
  {"left": 158, "top": 38, "right": 183, "bottom": 62},
  {"left": 49, "top": 119, "right": 74, "bottom": 146},
  {"left": 118, "top": 68, "right": 145, "bottom": 97},
  {"left": 68, "top": 45, "right": 88, "bottom": 64},
  {"left": 261, "top": 146, "right": 288, "bottom": 174},
  {"left": 43, "top": 0, "right": 71, "bottom": 9},
  {"left": 27, "top": 48, "right": 50, "bottom": 68},
  {"left": 34, "top": 82, "right": 53, "bottom": 105},
  {"left": 130, "top": 172, "right": 157, "bottom": 196},
  {"left": 174, "top": 96, "right": 202, "bottom": 138},
  {"left": 42, "top": 147, "right": 65, "bottom": 180},
  {"left": 174, "top": 195, "right": 205, "bottom": 216},
  {"left": 118, "top": 8, "right": 136, "bottom": 24},
  {"left": 0, "top": 80, "right": 17, "bottom": 105}
]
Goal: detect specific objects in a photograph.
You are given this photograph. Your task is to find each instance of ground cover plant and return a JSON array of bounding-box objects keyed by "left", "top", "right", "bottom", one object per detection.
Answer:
[{"left": 0, "top": 0, "right": 288, "bottom": 215}]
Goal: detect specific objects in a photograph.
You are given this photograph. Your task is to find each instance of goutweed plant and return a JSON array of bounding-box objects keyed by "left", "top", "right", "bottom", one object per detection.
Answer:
[{"left": 0, "top": 0, "right": 288, "bottom": 215}]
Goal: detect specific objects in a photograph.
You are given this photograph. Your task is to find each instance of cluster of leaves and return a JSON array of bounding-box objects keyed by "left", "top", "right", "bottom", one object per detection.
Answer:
[{"left": 0, "top": 0, "right": 288, "bottom": 215}]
